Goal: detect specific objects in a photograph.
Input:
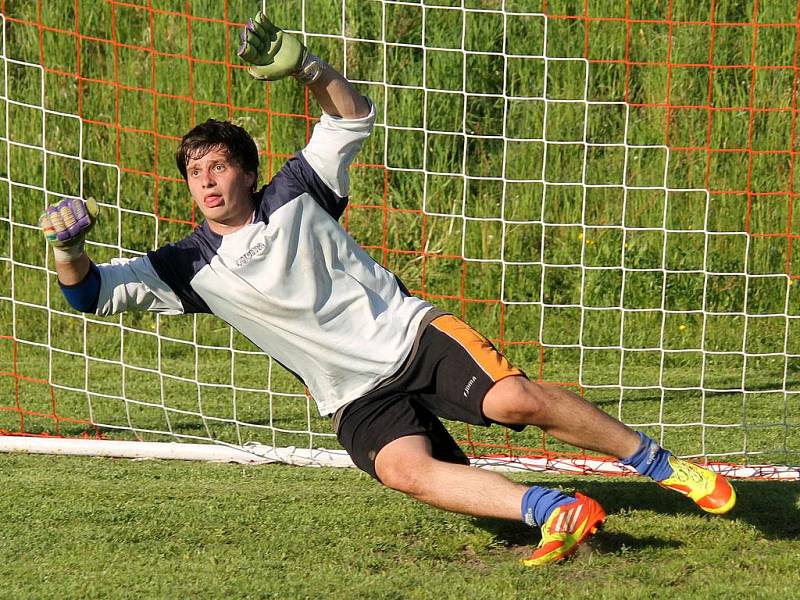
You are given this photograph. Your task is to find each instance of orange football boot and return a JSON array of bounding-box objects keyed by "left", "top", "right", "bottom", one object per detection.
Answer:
[
  {"left": 659, "top": 456, "right": 736, "bottom": 514},
  {"left": 522, "top": 493, "right": 606, "bottom": 566}
]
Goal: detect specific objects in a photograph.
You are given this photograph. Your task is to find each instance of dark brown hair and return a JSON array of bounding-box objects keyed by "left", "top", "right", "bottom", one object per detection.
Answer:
[{"left": 176, "top": 119, "right": 259, "bottom": 188}]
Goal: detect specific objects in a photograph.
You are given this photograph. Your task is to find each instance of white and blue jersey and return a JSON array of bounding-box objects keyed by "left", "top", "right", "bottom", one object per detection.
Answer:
[{"left": 84, "top": 102, "right": 434, "bottom": 416}]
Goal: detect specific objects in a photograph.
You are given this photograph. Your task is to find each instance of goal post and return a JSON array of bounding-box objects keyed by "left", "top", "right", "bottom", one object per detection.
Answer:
[{"left": 1, "top": 1, "right": 799, "bottom": 480}]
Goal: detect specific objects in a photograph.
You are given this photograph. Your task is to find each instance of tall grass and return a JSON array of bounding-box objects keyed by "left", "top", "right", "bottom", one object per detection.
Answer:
[{"left": 0, "top": 0, "right": 798, "bottom": 467}]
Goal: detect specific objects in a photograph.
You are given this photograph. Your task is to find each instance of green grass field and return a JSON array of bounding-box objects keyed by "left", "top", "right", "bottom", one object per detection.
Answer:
[
  {"left": 0, "top": 454, "right": 799, "bottom": 599},
  {"left": 1, "top": 0, "right": 800, "bottom": 595}
]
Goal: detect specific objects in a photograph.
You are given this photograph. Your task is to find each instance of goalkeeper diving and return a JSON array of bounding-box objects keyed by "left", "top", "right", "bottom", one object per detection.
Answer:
[{"left": 40, "top": 9, "right": 736, "bottom": 566}]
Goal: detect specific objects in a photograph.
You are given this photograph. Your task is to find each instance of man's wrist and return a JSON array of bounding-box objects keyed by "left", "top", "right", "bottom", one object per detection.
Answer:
[
  {"left": 52, "top": 243, "right": 85, "bottom": 263},
  {"left": 293, "top": 52, "right": 326, "bottom": 85}
]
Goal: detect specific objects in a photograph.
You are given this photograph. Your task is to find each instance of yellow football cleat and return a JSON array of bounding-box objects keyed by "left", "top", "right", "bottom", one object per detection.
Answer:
[
  {"left": 658, "top": 456, "right": 736, "bottom": 514},
  {"left": 522, "top": 493, "right": 606, "bottom": 566}
]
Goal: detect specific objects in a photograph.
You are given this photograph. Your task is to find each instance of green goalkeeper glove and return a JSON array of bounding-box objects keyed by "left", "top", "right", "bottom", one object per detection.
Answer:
[
  {"left": 237, "top": 10, "right": 324, "bottom": 83},
  {"left": 39, "top": 197, "right": 99, "bottom": 262}
]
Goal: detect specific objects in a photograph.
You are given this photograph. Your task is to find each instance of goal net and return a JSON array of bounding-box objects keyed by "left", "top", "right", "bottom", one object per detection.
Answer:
[{"left": 1, "top": 1, "right": 798, "bottom": 479}]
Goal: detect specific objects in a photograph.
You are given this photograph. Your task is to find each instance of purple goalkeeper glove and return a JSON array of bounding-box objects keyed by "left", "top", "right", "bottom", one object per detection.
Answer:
[{"left": 39, "top": 197, "right": 99, "bottom": 262}]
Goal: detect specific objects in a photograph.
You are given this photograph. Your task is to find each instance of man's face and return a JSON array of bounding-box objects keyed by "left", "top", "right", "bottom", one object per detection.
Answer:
[{"left": 186, "top": 147, "right": 256, "bottom": 235}]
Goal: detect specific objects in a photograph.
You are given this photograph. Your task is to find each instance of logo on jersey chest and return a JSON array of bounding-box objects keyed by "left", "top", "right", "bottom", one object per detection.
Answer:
[{"left": 235, "top": 242, "right": 266, "bottom": 268}]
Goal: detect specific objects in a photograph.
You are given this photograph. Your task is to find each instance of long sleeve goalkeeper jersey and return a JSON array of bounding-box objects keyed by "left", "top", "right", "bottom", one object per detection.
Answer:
[{"left": 88, "top": 101, "right": 434, "bottom": 416}]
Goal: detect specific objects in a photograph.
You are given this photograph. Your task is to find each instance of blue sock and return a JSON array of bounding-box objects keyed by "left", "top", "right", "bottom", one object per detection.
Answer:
[
  {"left": 620, "top": 431, "right": 674, "bottom": 481},
  {"left": 520, "top": 486, "right": 574, "bottom": 527}
]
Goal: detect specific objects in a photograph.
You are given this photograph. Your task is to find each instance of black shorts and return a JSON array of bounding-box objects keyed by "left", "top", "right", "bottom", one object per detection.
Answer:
[{"left": 335, "top": 314, "right": 526, "bottom": 481}]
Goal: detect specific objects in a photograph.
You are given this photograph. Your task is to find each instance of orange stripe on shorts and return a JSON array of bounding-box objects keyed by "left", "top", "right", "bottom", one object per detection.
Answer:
[{"left": 430, "top": 314, "right": 524, "bottom": 382}]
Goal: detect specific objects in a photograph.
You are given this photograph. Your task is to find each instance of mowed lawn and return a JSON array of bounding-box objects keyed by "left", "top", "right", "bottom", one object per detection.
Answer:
[{"left": 1, "top": 453, "right": 799, "bottom": 599}]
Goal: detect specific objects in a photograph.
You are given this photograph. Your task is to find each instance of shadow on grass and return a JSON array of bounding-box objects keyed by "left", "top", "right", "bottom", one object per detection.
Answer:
[
  {"left": 475, "top": 515, "right": 683, "bottom": 557},
  {"left": 473, "top": 477, "right": 800, "bottom": 552}
]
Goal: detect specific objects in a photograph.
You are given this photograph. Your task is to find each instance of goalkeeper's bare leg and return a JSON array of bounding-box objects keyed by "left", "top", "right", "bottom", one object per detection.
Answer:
[
  {"left": 482, "top": 376, "right": 736, "bottom": 515},
  {"left": 377, "top": 376, "right": 641, "bottom": 515},
  {"left": 376, "top": 435, "right": 526, "bottom": 519},
  {"left": 374, "top": 375, "right": 735, "bottom": 565},
  {"left": 373, "top": 377, "right": 633, "bottom": 564},
  {"left": 482, "top": 376, "right": 640, "bottom": 458},
  {"left": 375, "top": 433, "right": 608, "bottom": 566}
]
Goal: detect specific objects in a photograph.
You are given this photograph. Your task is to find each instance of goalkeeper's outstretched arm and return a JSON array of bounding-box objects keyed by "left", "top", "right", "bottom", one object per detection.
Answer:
[
  {"left": 237, "top": 10, "right": 370, "bottom": 119},
  {"left": 306, "top": 61, "right": 370, "bottom": 120}
]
